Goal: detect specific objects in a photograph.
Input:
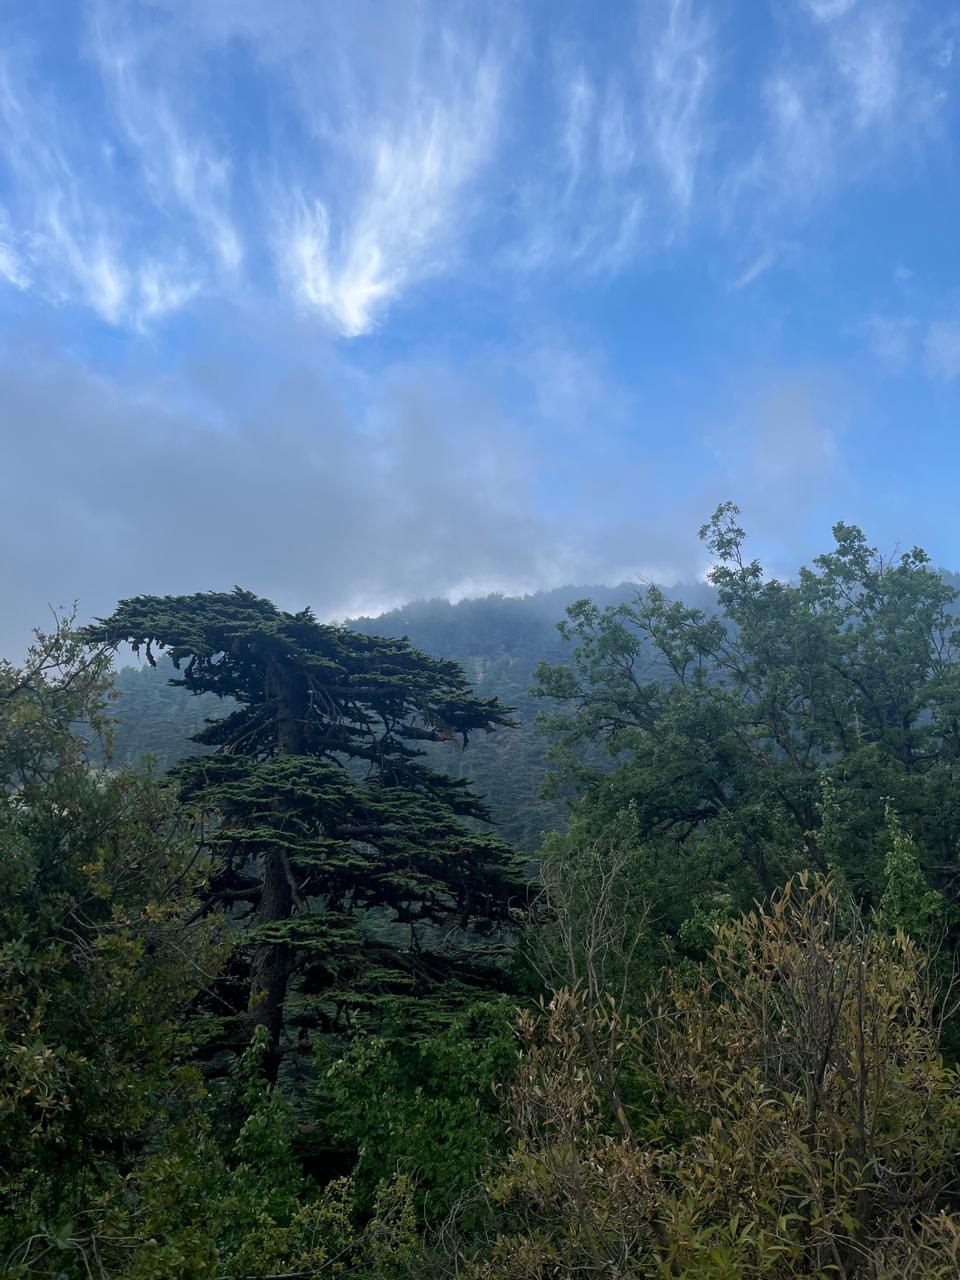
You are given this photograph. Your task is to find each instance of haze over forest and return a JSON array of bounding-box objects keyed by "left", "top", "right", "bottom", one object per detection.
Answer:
[
  {"left": 2, "top": 0, "right": 960, "bottom": 656},
  {"left": 5, "top": 2, "right": 960, "bottom": 1277}
]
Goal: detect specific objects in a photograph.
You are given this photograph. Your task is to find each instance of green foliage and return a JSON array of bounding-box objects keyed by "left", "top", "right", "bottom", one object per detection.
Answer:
[
  {"left": 880, "top": 805, "right": 947, "bottom": 939},
  {"left": 84, "top": 588, "right": 527, "bottom": 1065},
  {"left": 0, "top": 616, "right": 224, "bottom": 1276},
  {"left": 322, "top": 1000, "right": 516, "bottom": 1219},
  {"left": 535, "top": 505, "right": 960, "bottom": 948},
  {"left": 208, "top": 1033, "right": 423, "bottom": 1278},
  {"left": 460, "top": 876, "right": 960, "bottom": 1278},
  {"left": 221, "top": 1172, "right": 420, "bottom": 1279},
  {"left": 532, "top": 807, "right": 672, "bottom": 1006}
]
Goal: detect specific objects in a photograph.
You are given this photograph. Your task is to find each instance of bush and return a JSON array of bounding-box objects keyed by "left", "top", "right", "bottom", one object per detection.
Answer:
[{"left": 454, "top": 875, "right": 960, "bottom": 1278}]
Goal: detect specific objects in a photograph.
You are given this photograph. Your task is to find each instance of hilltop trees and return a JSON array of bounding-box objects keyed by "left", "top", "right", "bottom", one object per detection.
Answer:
[
  {"left": 9, "top": 508, "right": 960, "bottom": 1276},
  {"left": 85, "top": 589, "right": 525, "bottom": 1069},
  {"left": 535, "top": 504, "right": 960, "bottom": 945}
]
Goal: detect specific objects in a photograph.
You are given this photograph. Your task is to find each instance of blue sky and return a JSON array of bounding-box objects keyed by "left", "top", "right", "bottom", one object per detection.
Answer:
[{"left": 1, "top": 0, "right": 959, "bottom": 652}]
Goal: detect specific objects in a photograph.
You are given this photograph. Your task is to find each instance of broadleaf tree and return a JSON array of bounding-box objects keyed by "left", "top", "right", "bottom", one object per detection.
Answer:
[
  {"left": 535, "top": 504, "right": 960, "bottom": 948},
  {"left": 84, "top": 589, "right": 526, "bottom": 1071},
  {"left": 0, "top": 615, "right": 221, "bottom": 1261}
]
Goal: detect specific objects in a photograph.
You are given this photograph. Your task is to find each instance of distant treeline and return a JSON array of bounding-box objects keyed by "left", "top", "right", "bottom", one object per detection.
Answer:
[{"left": 102, "top": 582, "right": 717, "bottom": 850}]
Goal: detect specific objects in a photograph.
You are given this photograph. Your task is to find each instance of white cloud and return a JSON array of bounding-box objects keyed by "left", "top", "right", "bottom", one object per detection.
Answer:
[
  {"left": 279, "top": 55, "right": 500, "bottom": 336},
  {"left": 729, "top": 248, "right": 776, "bottom": 290},
  {"left": 0, "top": 0, "right": 953, "bottom": 336},
  {"left": 515, "top": 66, "right": 646, "bottom": 273},
  {"left": 0, "top": 2, "right": 511, "bottom": 334},
  {"left": 512, "top": 0, "right": 712, "bottom": 275},
  {"left": 137, "top": 262, "right": 201, "bottom": 324},
  {"left": 89, "top": 14, "right": 243, "bottom": 275},
  {"left": 645, "top": 0, "right": 712, "bottom": 214},
  {"left": 562, "top": 69, "right": 596, "bottom": 186},
  {"left": 94, "top": 0, "right": 507, "bottom": 336},
  {"left": 830, "top": 12, "right": 901, "bottom": 125},
  {"left": 763, "top": 71, "right": 836, "bottom": 201},
  {"left": 721, "top": 0, "right": 950, "bottom": 249},
  {"left": 855, "top": 313, "right": 960, "bottom": 382},
  {"left": 0, "top": 39, "right": 207, "bottom": 326},
  {"left": 0, "top": 232, "right": 28, "bottom": 289},
  {"left": 802, "top": 0, "right": 859, "bottom": 22}
]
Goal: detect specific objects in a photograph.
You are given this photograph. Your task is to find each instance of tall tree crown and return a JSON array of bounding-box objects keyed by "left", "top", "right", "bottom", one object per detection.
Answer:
[
  {"left": 87, "top": 588, "right": 513, "bottom": 779},
  {"left": 84, "top": 589, "right": 525, "bottom": 1063}
]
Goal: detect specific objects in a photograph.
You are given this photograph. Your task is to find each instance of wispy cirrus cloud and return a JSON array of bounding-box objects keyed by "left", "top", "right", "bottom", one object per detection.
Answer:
[
  {"left": 832, "top": 13, "right": 902, "bottom": 125},
  {"left": 0, "top": 0, "right": 955, "bottom": 336},
  {"left": 510, "top": 0, "right": 712, "bottom": 274},
  {"left": 0, "top": 27, "right": 210, "bottom": 326},
  {"left": 0, "top": 1, "right": 511, "bottom": 335},
  {"left": 645, "top": 0, "right": 712, "bottom": 216},
  {"left": 802, "top": 0, "right": 859, "bottom": 19},
  {"left": 0, "top": 209, "right": 28, "bottom": 289},
  {"left": 852, "top": 308, "right": 960, "bottom": 384},
  {"left": 729, "top": 249, "right": 778, "bottom": 291},
  {"left": 861, "top": 313, "right": 917, "bottom": 369},
  {"left": 277, "top": 49, "right": 501, "bottom": 336},
  {"left": 721, "top": 0, "right": 950, "bottom": 257},
  {"left": 90, "top": 22, "right": 243, "bottom": 276},
  {"left": 511, "top": 63, "right": 644, "bottom": 273}
]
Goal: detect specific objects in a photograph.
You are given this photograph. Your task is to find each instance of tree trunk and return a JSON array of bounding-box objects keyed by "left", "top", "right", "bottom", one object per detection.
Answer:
[
  {"left": 247, "top": 849, "right": 293, "bottom": 1079},
  {"left": 245, "top": 658, "right": 308, "bottom": 1075},
  {"left": 274, "top": 662, "right": 307, "bottom": 755}
]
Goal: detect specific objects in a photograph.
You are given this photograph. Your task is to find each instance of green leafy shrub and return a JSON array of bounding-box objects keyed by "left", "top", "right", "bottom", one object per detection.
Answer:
[
  {"left": 322, "top": 1000, "right": 517, "bottom": 1220},
  {"left": 455, "top": 876, "right": 960, "bottom": 1278}
]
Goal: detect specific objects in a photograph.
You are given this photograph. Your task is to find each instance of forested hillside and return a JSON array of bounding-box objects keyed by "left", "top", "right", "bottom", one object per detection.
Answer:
[
  {"left": 102, "top": 589, "right": 592, "bottom": 850},
  {"left": 8, "top": 512, "right": 960, "bottom": 1278},
  {"left": 103, "top": 583, "right": 717, "bottom": 849},
  {"left": 107, "top": 557, "right": 957, "bottom": 866}
]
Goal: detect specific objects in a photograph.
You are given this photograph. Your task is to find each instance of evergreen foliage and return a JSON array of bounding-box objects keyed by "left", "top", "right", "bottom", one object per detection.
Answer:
[
  {"left": 100, "top": 584, "right": 654, "bottom": 849},
  {"left": 7, "top": 510, "right": 960, "bottom": 1277},
  {"left": 83, "top": 589, "right": 526, "bottom": 1066}
]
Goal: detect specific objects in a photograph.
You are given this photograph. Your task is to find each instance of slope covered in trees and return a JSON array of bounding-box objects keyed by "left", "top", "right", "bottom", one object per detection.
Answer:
[
  {"left": 104, "top": 583, "right": 717, "bottom": 849},
  {"left": 5, "top": 509, "right": 960, "bottom": 1277}
]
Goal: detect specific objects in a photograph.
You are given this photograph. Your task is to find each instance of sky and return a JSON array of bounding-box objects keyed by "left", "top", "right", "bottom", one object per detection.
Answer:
[{"left": 1, "top": 0, "right": 959, "bottom": 655}]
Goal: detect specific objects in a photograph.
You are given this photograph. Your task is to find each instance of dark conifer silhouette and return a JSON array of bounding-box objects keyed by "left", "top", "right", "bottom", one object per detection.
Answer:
[{"left": 85, "top": 589, "right": 525, "bottom": 1073}]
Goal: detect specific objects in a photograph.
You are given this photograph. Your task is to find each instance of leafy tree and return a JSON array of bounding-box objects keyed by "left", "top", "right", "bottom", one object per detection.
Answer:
[
  {"left": 457, "top": 876, "right": 960, "bottom": 1279},
  {"left": 321, "top": 998, "right": 517, "bottom": 1219},
  {"left": 84, "top": 589, "right": 526, "bottom": 1070},
  {"left": 535, "top": 504, "right": 960, "bottom": 943},
  {"left": 0, "top": 615, "right": 222, "bottom": 1271}
]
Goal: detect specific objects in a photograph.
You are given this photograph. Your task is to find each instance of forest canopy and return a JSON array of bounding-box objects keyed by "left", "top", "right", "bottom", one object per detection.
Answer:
[{"left": 4, "top": 508, "right": 960, "bottom": 1278}]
